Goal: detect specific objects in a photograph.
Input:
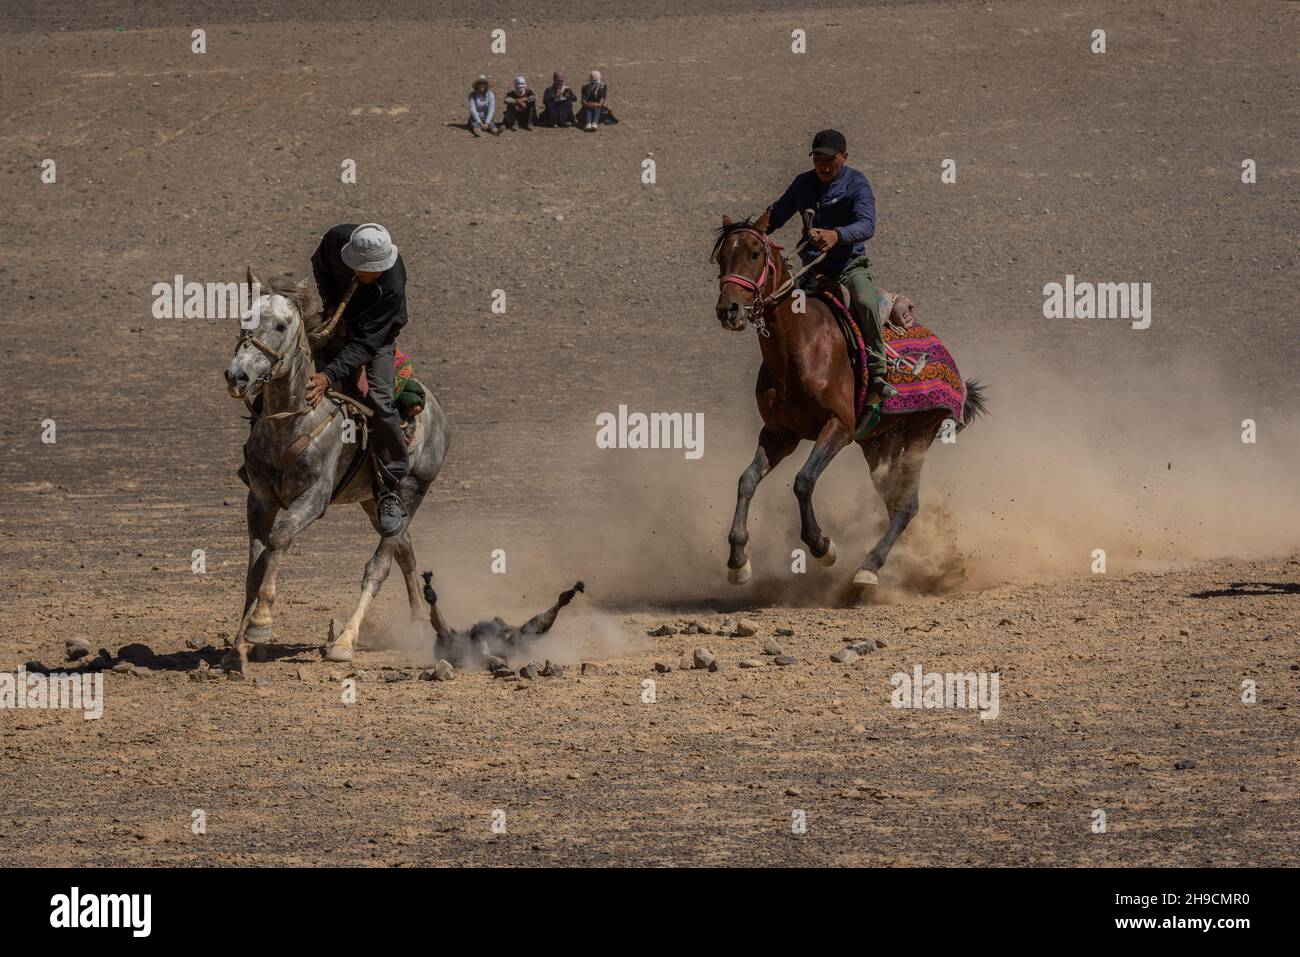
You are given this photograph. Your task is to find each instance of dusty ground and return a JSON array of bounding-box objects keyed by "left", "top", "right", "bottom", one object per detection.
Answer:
[{"left": 0, "top": 0, "right": 1297, "bottom": 866}]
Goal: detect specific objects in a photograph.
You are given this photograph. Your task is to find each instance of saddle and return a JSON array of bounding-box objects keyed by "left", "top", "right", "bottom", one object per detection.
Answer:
[{"left": 809, "top": 280, "right": 918, "bottom": 437}]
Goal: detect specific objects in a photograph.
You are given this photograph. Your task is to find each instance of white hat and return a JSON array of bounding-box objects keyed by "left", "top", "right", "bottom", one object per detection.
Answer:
[{"left": 341, "top": 223, "right": 398, "bottom": 272}]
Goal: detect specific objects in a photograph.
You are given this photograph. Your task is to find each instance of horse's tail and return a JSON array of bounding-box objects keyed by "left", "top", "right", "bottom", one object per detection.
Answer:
[{"left": 958, "top": 378, "right": 989, "bottom": 432}]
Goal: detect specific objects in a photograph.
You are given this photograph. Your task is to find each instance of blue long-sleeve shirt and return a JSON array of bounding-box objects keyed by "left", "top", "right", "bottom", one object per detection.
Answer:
[
  {"left": 468, "top": 89, "right": 495, "bottom": 121},
  {"left": 767, "top": 166, "right": 876, "bottom": 275}
]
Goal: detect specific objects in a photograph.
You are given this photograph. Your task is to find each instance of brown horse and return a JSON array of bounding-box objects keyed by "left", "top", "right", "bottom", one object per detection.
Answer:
[{"left": 712, "top": 210, "right": 986, "bottom": 588}]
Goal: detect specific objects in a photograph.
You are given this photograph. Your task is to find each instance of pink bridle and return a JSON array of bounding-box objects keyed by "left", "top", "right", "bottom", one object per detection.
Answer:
[{"left": 716, "top": 226, "right": 785, "bottom": 332}]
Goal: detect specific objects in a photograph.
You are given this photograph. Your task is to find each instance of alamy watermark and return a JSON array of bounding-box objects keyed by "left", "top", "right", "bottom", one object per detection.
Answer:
[
  {"left": 152, "top": 276, "right": 261, "bottom": 325},
  {"left": 1042, "top": 274, "right": 1151, "bottom": 329},
  {"left": 595, "top": 404, "right": 704, "bottom": 459},
  {"left": 1, "top": 666, "right": 103, "bottom": 720},
  {"left": 890, "top": 664, "right": 1000, "bottom": 720}
]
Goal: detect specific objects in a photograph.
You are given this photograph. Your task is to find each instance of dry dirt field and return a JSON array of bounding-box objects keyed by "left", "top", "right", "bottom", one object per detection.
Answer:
[{"left": 0, "top": 0, "right": 1297, "bottom": 866}]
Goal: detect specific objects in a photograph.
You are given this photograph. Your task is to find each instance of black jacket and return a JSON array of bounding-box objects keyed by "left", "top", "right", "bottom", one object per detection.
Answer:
[{"left": 310, "top": 223, "right": 409, "bottom": 385}]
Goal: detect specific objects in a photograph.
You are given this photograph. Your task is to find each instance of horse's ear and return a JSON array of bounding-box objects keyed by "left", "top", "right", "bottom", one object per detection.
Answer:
[
  {"left": 722, "top": 214, "right": 734, "bottom": 227},
  {"left": 246, "top": 265, "right": 261, "bottom": 290},
  {"left": 753, "top": 208, "right": 771, "bottom": 233}
]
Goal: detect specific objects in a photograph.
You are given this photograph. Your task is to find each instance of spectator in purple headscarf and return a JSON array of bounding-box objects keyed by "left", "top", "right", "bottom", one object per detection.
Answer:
[{"left": 543, "top": 70, "right": 577, "bottom": 128}]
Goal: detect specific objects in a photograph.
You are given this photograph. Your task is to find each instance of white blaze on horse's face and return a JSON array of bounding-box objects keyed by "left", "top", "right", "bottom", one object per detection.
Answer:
[{"left": 225, "top": 294, "right": 300, "bottom": 400}]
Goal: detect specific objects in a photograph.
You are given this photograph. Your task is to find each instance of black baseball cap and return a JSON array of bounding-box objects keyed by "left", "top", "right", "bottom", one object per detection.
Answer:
[{"left": 810, "top": 129, "right": 847, "bottom": 156}]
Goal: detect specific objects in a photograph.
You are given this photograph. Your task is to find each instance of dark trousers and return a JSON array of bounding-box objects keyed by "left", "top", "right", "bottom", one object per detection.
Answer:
[
  {"left": 362, "top": 342, "right": 409, "bottom": 491},
  {"left": 504, "top": 107, "right": 534, "bottom": 129}
]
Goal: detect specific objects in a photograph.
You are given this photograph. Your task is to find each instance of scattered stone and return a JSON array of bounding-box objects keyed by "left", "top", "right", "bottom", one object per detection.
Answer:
[
  {"left": 762, "top": 639, "right": 783, "bottom": 657},
  {"left": 1178, "top": 627, "right": 1190, "bottom": 637},
  {"left": 774, "top": 655, "right": 798, "bottom": 667},
  {"left": 647, "top": 624, "right": 677, "bottom": 637},
  {"left": 540, "top": 660, "right": 563, "bottom": 678},
  {"left": 683, "top": 624, "right": 699, "bottom": 635},
  {"left": 998, "top": 618, "right": 1013, "bottom": 627},
  {"left": 492, "top": 667, "right": 518, "bottom": 680},
  {"left": 734, "top": 618, "right": 759, "bottom": 637},
  {"left": 295, "top": 667, "right": 313, "bottom": 682},
  {"left": 678, "top": 657, "right": 694, "bottom": 672},
  {"left": 346, "top": 670, "right": 368, "bottom": 681},
  {"left": 720, "top": 617, "right": 738, "bottom": 635},
  {"left": 831, "top": 648, "right": 859, "bottom": 665},
  {"left": 739, "top": 658, "right": 765, "bottom": 669},
  {"left": 875, "top": 638, "right": 888, "bottom": 649},
  {"left": 580, "top": 662, "right": 601, "bottom": 676},
  {"left": 111, "top": 661, "right": 138, "bottom": 676},
  {"left": 518, "top": 661, "right": 540, "bottom": 680},
  {"left": 1174, "top": 759, "right": 1198, "bottom": 770},
  {"left": 484, "top": 655, "right": 509, "bottom": 673},
  {"left": 695, "top": 624, "right": 715, "bottom": 636},
  {"left": 65, "top": 639, "right": 91, "bottom": 661},
  {"left": 785, "top": 786, "right": 801, "bottom": 797},
  {"left": 253, "top": 676, "right": 272, "bottom": 688},
  {"left": 708, "top": 659, "right": 725, "bottom": 673},
  {"left": 654, "top": 662, "right": 673, "bottom": 674},
  {"left": 383, "top": 670, "right": 410, "bottom": 683},
  {"left": 693, "top": 648, "right": 716, "bottom": 670},
  {"left": 567, "top": 771, "right": 581, "bottom": 780},
  {"left": 426, "top": 660, "right": 452, "bottom": 681},
  {"left": 775, "top": 628, "right": 795, "bottom": 637},
  {"left": 846, "top": 639, "right": 878, "bottom": 655},
  {"left": 185, "top": 637, "right": 207, "bottom": 650},
  {"left": 852, "top": 723, "right": 866, "bottom": 734}
]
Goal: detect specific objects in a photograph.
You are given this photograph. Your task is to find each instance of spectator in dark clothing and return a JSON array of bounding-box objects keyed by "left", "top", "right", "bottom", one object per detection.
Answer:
[
  {"left": 503, "top": 75, "right": 537, "bottom": 130},
  {"left": 308, "top": 223, "right": 411, "bottom": 535},
  {"left": 580, "top": 70, "right": 609, "bottom": 130},
  {"left": 542, "top": 70, "right": 577, "bottom": 128}
]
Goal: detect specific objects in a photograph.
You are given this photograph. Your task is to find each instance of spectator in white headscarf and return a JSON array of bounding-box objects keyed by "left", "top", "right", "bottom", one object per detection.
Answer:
[
  {"left": 503, "top": 75, "right": 537, "bottom": 131},
  {"left": 580, "top": 70, "right": 609, "bottom": 131}
]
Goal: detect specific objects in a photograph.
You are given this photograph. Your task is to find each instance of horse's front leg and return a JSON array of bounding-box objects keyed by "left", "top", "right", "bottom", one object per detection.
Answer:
[
  {"left": 794, "top": 417, "right": 854, "bottom": 565},
  {"left": 244, "top": 495, "right": 278, "bottom": 641},
  {"left": 225, "top": 484, "right": 330, "bottom": 673},
  {"left": 727, "top": 427, "right": 796, "bottom": 584}
]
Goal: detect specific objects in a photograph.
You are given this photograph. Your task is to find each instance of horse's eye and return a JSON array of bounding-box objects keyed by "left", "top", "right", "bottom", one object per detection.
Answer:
[
  {"left": 750, "top": 251, "right": 760, "bottom": 260},
  {"left": 275, "top": 323, "right": 286, "bottom": 331}
]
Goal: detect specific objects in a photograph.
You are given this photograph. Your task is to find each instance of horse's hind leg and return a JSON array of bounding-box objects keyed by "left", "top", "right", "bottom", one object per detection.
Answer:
[
  {"left": 727, "top": 427, "right": 797, "bottom": 584},
  {"left": 323, "top": 503, "right": 400, "bottom": 662},
  {"left": 391, "top": 529, "right": 427, "bottom": 625},
  {"left": 794, "top": 417, "right": 854, "bottom": 565},
  {"left": 855, "top": 419, "right": 936, "bottom": 585}
]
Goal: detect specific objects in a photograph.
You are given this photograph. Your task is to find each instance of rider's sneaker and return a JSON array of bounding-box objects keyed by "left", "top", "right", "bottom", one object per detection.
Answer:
[{"left": 377, "top": 491, "right": 409, "bottom": 537}]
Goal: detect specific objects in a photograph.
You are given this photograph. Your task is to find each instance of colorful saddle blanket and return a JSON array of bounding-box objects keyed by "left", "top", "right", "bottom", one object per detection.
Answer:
[{"left": 818, "top": 289, "right": 965, "bottom": 432}]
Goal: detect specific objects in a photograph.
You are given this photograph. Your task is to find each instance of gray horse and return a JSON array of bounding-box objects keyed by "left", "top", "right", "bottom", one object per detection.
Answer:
[{"left": 222, "top": 270, "right": 450, "bottom": 672}]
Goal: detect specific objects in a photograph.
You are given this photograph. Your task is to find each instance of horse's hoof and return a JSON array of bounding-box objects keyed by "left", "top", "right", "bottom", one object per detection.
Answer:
[
  {"left": 727, "top": 561, "right": 752, "bottom": 585},
  {"left": 246, "top": 622, "right": 272, "bottom": 644},
  {"left": 322, "top": 643, "right": 354, "bottom": 663},
  {"left": 817, "top": 540, "right": 838, "bottom": 567},
  {"left": 853, "top": 568, "right": 879, "bottom": 586}
]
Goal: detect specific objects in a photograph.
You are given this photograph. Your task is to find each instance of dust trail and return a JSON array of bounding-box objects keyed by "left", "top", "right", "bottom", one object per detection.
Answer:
[{"left": 404, "top": 347, "right": 1298, "bottom": 618}]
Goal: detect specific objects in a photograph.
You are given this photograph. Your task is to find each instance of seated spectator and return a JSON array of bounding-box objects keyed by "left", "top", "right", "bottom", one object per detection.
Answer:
[
  {"left": 580, "top": 70, "right": 616, "bottom": 131},
  {"left": 467, "top": 75, "right": 499, "bottom": 136},
  {"left": 542, "top": 70, "right": 578, "bottom": 128},
  {"left": 503, "top": 75, "right": 537, "bottom": 131}
]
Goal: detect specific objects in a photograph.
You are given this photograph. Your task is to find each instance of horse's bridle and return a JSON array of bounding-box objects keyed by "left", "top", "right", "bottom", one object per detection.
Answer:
[
  {"left": 235, "top": 301, "right": 315, "bottom": 420},
  {"left": 715, "top": 226, "right": 786, "bottom": 337}
]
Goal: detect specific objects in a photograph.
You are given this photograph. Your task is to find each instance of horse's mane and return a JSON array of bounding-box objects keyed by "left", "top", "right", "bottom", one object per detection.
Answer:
[{"left": 263, "top": 272, "right": 322, "bottom": 331}]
